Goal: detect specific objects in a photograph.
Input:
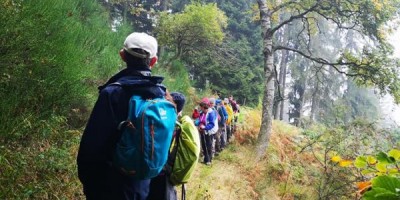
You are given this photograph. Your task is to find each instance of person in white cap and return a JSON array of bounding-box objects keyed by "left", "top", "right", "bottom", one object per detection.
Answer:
[{"left": 77, "top": 32, "right": 166, "bottom": 200}]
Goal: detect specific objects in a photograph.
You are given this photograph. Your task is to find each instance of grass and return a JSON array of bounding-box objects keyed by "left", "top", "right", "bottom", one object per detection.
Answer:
[{"left": 177, "top": 106, "right": 324, "bottom": 200}]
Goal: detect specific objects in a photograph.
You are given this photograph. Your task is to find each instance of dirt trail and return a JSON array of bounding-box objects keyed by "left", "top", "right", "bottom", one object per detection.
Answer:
[{"left": 178, "top": 148, "right": 257, "bottom": 200}]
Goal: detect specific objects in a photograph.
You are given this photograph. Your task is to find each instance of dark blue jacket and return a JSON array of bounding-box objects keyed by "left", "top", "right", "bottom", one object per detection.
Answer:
[
  {"left": 216, "top": 105, "right": 228, "bottom": 125},
  {"left": 77, "top": 67, "right": 166, "bottom": 200}
]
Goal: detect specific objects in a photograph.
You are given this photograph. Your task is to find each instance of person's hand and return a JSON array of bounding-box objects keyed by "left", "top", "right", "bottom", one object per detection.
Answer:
[{"left": 199, "top": 124, "right": 205, "bottom": 130}]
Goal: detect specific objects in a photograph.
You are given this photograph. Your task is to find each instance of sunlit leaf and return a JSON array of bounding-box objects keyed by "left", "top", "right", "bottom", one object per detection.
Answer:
[
  {"left": 367, "top": 156, "right": 377, "bottom": 165},
  {"left": 356, "top": 181, "right": 371, "bottom": 191},
  {"left": 376, "top": 163, "right": 387, "bottom": 173},
  {"left": 331, "top": 155, "right": 342, "bottom": 163},
  {"left": 355, "top": 156, "right": 368, "bottom": 168},
  {"left": 339, "top": 160, "right": 352, "bottom": 167},
  {"left": 388, "top": 168, "right": 399, "bottom": 175},
  {"left": 362, "top": 169, "right": 376, "bottom": 175},
  {"left": 388, "top": 149, "right": 400, "bottom": 161},
  {"left": 376, "top": 172, "right": 385, "bottom": 176}
]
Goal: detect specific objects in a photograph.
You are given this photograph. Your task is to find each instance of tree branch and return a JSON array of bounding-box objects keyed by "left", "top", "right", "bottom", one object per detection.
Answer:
[
  {"left": 274, "top": 45, "right": 359, "bottom": 76},
  {"left": 271, "top": 0, "right": 299, "bottom": 15},
  {"left": 270, "top": 2, "right": 320, "bottom": 34}
]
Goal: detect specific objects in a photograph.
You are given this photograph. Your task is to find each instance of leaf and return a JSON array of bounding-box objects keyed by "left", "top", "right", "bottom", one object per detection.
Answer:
[
  {"left": 355, "top": 156, "right": 368, "bottom": 168},
  {"left": 376, "top": 163, "right": 388, "bottom": 173},
  {"left": 372, "top": 175, "right": 400, "bottom": 191},
  {"left": 376, "top": 152, "right": 394, "bottom": 164},
  {"left": 357, "top": 181, "right": 372, "bottom": 191},
  {"left": 339, "top": 160, "right": 353, "bottom": 167},
  {"left": 388, "top": 168, "right": 399, "bottom": 175},
  {"left": 363, "top": 176, "right": 400, "bottom": 200},
  {"left": 367, "top": 156, "right": 377, "bottom": 165},
  {"left": 362, "top": 169, "right": 376, "bottom": 175},
  {"left": 331, "top": 155, "right": 342, "bottom": 163},
  {"left": 388, "top": 149, "right": 400, "bottom": 161},
  {"left": 363, "top": 187, "right": 400, "bottom": 200}
]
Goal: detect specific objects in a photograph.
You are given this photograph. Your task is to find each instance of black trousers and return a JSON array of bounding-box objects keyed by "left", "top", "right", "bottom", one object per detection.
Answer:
[
  {"left": 147, "top": 174, "right": 177, "bottom": 200},
  {"left": 200, "top": 133, "right": 214, "bottom": 163}
]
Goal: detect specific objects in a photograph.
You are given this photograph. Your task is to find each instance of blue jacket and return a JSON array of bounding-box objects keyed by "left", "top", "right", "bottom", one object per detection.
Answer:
[
  {"left": 195, "top": 108, "right": 217, "bottom": 133},
  {"left": 216, "top": 105, "right": 228, "bottom": 125},
  {"left": 204, "top": 108, "right": 218, "bottom": 131},
  {"left": 77, "top": 67, "right": 166, "bottom": 200}
]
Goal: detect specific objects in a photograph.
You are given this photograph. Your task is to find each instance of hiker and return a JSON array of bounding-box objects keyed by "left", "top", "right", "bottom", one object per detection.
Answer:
[
  {"left": 197, "top": 98, "right": 218, "bottom": 165},
  {"left": 192, "top": 106, "right": 200, "bottom": 120},
  {"left": 208, "top": 98, "right": 219, "bottom": 157},
  {"left": 224, "top": 98, "right": 234, "bottom": 143},
  {"left": 147, "top": 92, "right": 186, "bottom": 200},
  {"left": 215, "top": 99, "right": 228, "bottom": 154},
  {"left": 77, "top": 32, "right": 170, "bottom": 200},
  {"left": 148, "top": 92, "right": 201, "bottom": 200},
  {"left": 229, "top": 96, "right": 240, "bottom": 134}
]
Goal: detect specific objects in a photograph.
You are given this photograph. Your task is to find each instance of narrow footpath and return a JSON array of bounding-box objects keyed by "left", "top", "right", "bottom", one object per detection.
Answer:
[{"left": 176, "top": 141, "right": 265, "bottom": 200}]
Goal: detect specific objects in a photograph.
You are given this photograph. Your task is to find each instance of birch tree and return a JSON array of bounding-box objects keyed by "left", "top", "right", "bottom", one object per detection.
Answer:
[{"left": 256, "top": 0, "right": 400, "bottom": 159}]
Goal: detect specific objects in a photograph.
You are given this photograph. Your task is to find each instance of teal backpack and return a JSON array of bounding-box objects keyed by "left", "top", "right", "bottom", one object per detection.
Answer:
[{"left": 113, "top": 95, "right": 177, "bottom": 180}]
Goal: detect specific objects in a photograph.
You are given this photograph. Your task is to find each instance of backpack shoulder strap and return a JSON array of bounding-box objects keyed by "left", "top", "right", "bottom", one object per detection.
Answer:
[
  {"left": 109, "top": 82, "right": 122, "bottom": 87},
  {"left": 165, "top": 122, "right": 182, "bottom": 174}
]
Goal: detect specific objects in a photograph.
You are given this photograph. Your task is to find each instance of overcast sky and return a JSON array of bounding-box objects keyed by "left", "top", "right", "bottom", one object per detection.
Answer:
[
  {"left": 381, "top": 28, "right": 400, "bottom": 127},
  {"left": 390, "top": 28, "right": 400, "bottom": 57}
]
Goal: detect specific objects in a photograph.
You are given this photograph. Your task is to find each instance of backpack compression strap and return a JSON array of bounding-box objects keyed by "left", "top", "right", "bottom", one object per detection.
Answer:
[{"left": 163, "top": 121, "right": 182, "bottom": 175}]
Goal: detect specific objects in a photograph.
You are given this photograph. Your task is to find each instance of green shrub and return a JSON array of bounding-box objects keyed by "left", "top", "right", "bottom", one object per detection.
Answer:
[{"left": 0, "top": 0, "right": 130, "bottom": 198}]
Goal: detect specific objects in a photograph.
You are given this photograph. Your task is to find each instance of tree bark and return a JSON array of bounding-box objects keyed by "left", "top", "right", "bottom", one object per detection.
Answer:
[
  {"left": 310, "top": 78, "right": 320, "bottom": 122},
  {"left": 274, "top": 25, "right": 289, "bottom": 121},
  {"left": 256, "top": 0, "right": 275, "bottom": 160},
  {"left": 279, "top": 55, "right": 287, "bottom": 121},
  {"left": 279, "top": 26, "right": 290, "bottom": 121}
]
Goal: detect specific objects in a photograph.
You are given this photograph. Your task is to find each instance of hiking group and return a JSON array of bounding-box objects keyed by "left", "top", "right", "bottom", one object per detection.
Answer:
[
  {"left": 192, "top": 96, "right": 240, "bottom": 166},
  {"left": 76, "top": 32, "right": 239, "bottom": 200}
]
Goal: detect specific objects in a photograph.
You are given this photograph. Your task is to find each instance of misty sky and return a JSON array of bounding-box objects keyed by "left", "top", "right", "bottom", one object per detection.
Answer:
[{"left": 382, "top": 28, "right": 400, "bottom": 126}]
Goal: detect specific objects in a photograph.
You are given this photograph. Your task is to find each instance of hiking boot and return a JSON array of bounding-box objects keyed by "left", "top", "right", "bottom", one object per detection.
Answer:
[{"left": 206, "top": 162, "right": 211, "bottom": 166}]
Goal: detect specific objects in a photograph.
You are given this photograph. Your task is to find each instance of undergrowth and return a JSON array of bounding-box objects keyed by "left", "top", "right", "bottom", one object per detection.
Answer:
[{"left": 0, "top": 0, "right": 128, "bottom": 198}]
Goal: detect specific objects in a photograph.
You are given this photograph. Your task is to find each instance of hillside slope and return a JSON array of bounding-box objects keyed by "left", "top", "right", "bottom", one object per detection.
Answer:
[{"left": 181, "top": 119, "right": 317, "bottom": 200}]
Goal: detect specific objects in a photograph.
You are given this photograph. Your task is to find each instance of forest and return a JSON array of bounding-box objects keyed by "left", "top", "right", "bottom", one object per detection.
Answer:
[{"left": 1, "top": 0, "right": 400, "bottom": 199}]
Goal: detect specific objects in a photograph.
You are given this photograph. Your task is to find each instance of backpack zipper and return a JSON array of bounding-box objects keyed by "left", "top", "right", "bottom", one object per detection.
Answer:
[
  {"left": 141, "top": 100, "right": 157, "bottom": 159},
  {"left": 150, "top": 124, "right": 155, "bottom": 159}
]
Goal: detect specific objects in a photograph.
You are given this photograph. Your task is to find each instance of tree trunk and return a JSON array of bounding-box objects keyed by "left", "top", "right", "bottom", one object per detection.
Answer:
[
  {"left": 298, "top": 76, "right": 307, "bottom": 125},
  {"left": 310, "top": 79, "right": 320, "bottom": 122},
  {"left": 279, "top": 62, "right": 287, "bottom": 121},
  {"left": 256, "top": 0, "right": 275, "bottom": 160},
  {"left": 279, "top": 26, "right": 290, "bottom": 121},
  {"left": 274, "top": 25, "right": 289, "bottom": 121}
]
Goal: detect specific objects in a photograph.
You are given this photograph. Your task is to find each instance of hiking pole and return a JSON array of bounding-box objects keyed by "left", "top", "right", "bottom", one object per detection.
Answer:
[
  {"left": 201, "top": 131, "right": 210, "bottom": 164},
  {"left": 181, "top": 183, "right": 186, "bottom": 200}
]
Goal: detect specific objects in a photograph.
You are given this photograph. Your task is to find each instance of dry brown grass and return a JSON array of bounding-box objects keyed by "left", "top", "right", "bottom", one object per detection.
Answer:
[{"left": 179, "top": 107, "right": 321, "bottom": 200}]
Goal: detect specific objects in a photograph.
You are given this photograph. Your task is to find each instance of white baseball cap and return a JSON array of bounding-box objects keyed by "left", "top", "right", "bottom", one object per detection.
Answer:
[{"left": 123, "top": 32, "right": 158, "bottom": 59}]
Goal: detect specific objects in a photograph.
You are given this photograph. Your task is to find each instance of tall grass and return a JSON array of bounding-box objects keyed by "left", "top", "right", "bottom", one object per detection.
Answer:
[{"left": 0, "top": 0, "right": 129, "bottom": 198}]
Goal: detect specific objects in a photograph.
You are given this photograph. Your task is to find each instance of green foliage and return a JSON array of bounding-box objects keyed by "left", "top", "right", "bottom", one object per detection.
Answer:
[
  {"left": 333, "top": 148, "right": 400, "bottom": 199},
  {"left": 340, "top": 46, "right": 400, "bottom": 104},
  {"left": 297, "top": 119, "right": 399, "bottom": 199},
  {"left": 152, "top": 60, "right": 201, "bottom": 115},
  {"left": 363, "top": 176, "right": 400, "bottom": 200},
  {"left": 353, "top": 150, "right": 400, "bottom": 177},
  {"left": 0, "top": 0, "right": 127, "bottom": 138},
  {"left": 0, "top": 0, "right": 129, "bottom": 198},
  {"left": 156, "top": 3, "right": 227, "bottom": 59}
]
